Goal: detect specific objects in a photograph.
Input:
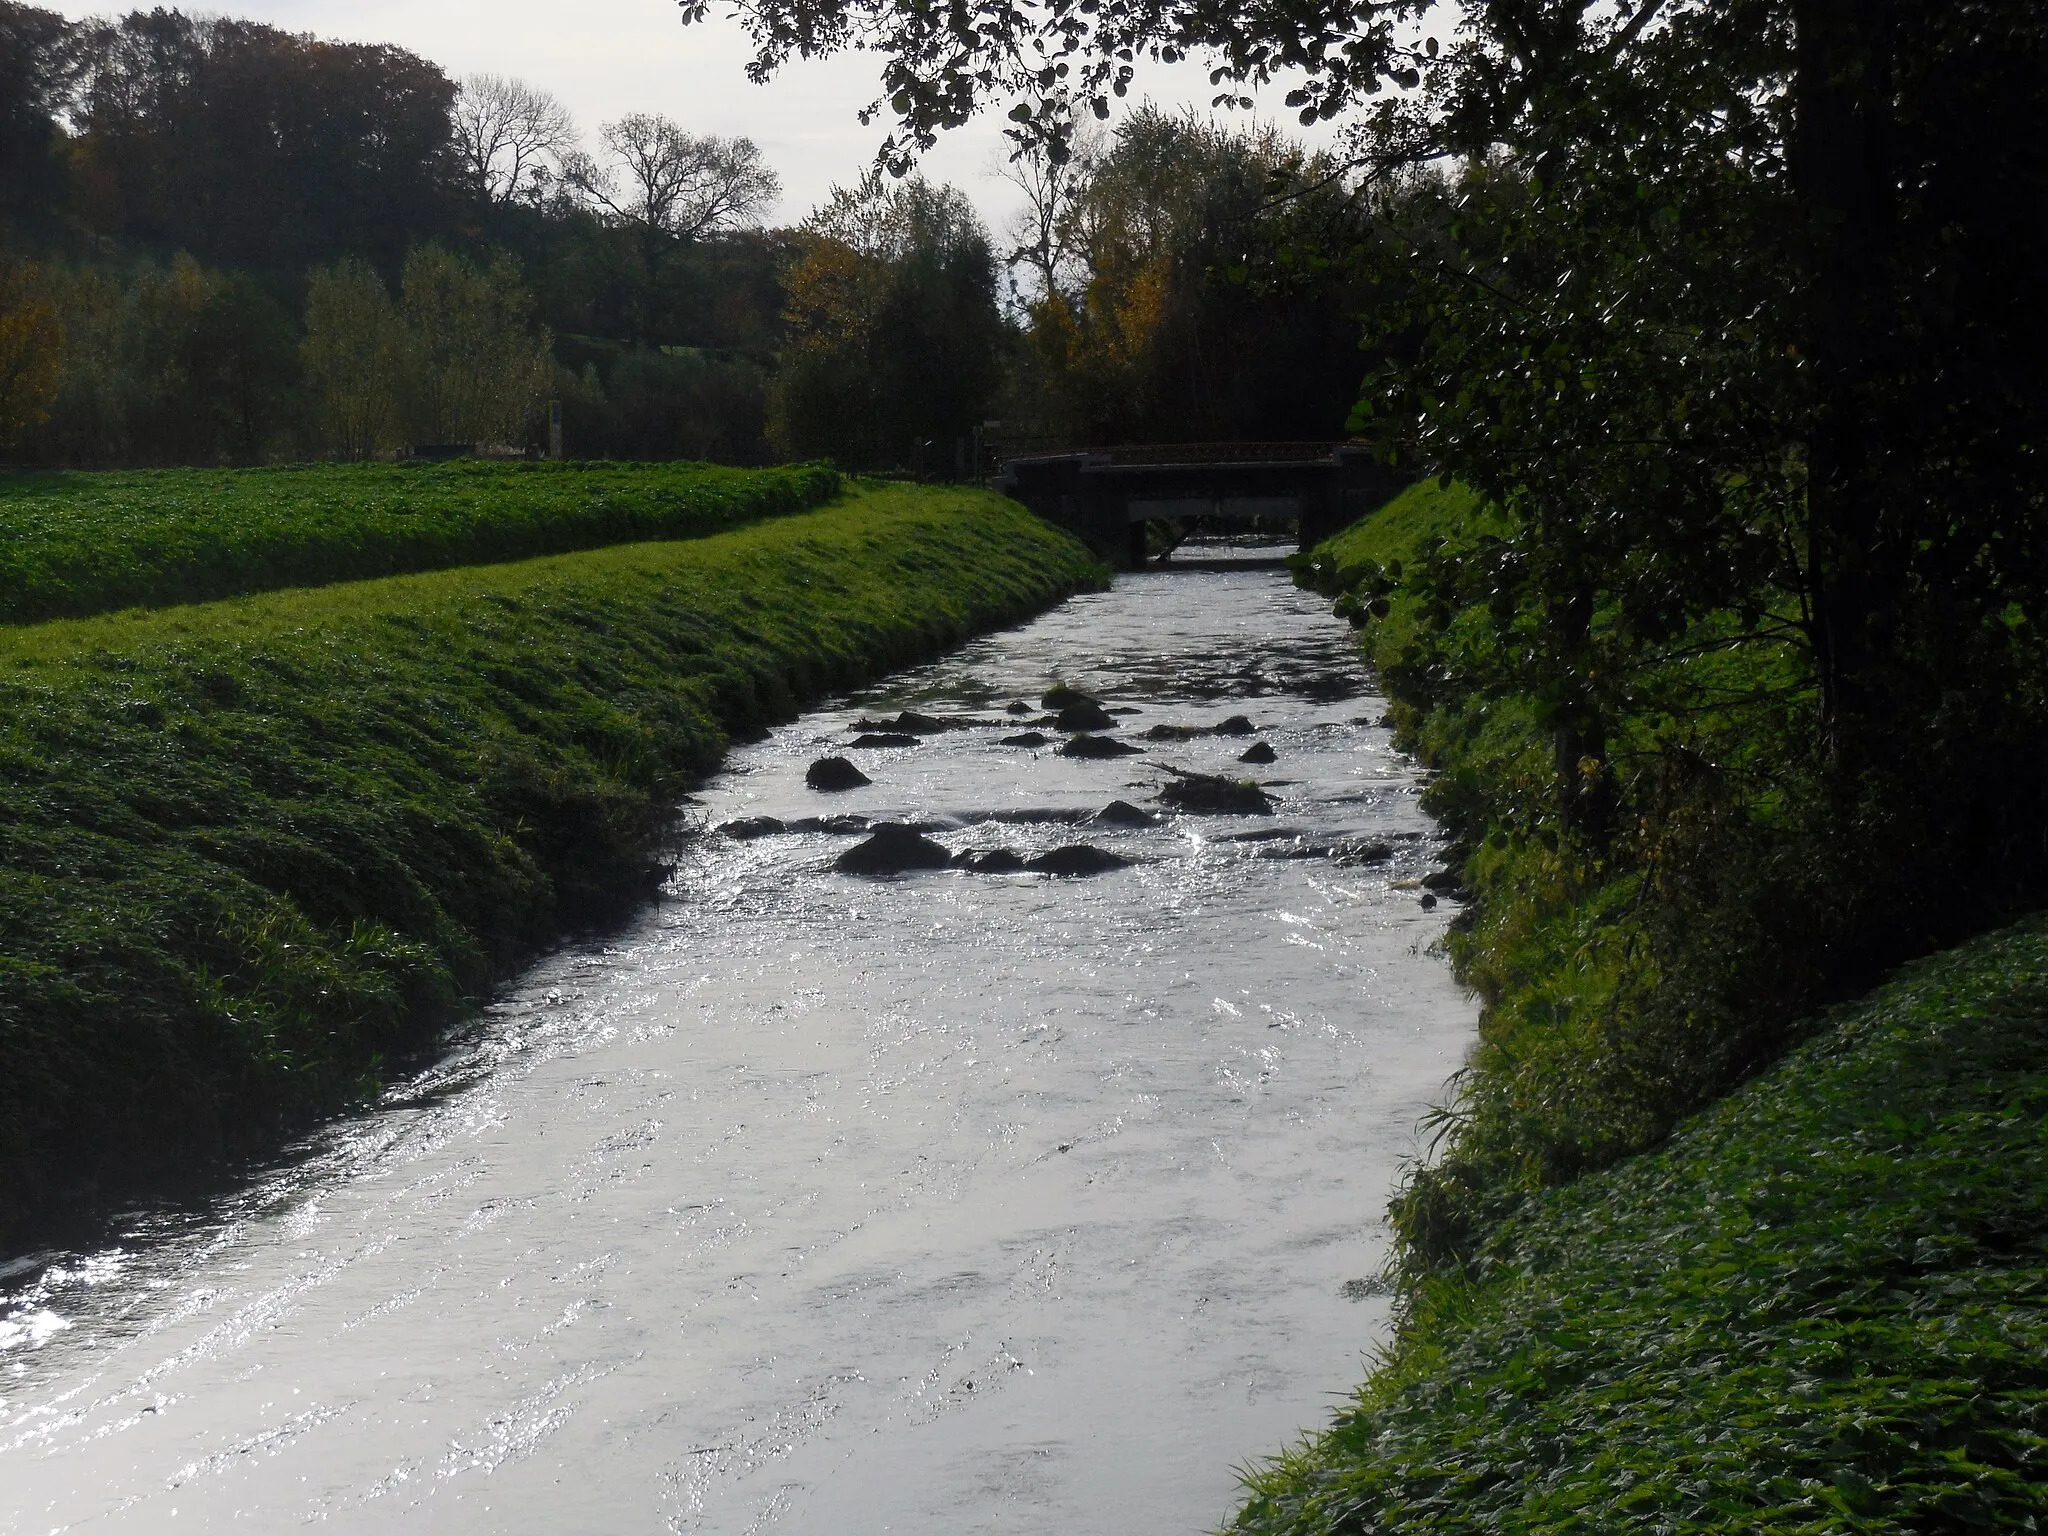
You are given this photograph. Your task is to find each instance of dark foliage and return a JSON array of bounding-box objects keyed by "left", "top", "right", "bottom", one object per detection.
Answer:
[{"left": 62, "top": 11, "right": 456, "bottom": 278}]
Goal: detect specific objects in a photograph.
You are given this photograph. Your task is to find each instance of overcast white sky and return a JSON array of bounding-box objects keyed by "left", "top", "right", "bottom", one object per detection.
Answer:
[{"left": 51, "top": 0, "right": 1347, "bottom": 235}]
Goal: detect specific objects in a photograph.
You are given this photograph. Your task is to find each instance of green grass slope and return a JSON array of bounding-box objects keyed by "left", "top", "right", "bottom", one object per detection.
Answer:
[
  {"left": 1234, "top": 913, "right": 2048, "bottom": 1533},
  {"left": 0, "top": 484, "right": 1104, "bottom": 1239},
  {"left": 0, "top": 458, "right": 840, "bottom": 624}
]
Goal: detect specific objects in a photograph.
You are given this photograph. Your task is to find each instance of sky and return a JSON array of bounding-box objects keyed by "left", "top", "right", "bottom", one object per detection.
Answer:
[{"left": 52, "top": 0, "right": 1346, "bottom": 238}]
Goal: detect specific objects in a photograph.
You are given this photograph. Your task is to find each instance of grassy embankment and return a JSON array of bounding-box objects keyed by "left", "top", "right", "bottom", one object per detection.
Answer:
[
  {"left": 1235, "top": 914, "right": 2048, "bottom": 1530},
  {"left": 1229, "top": 483, "right": 2048, "bottom": 1530},
  {"left": 0, "top": 458, "right": 840, "bottom": 623},
  {"left": 0, "top": 478, "right": 1105, "bottom": 1240}
]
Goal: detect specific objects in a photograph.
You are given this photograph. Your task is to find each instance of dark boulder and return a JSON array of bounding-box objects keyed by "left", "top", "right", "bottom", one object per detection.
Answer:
[
  {"left": 1001, "top": 731, "right": 1050, "bottom": 747},
  {"left": 1055, "top": 700, "right": 1117, "bottom": 731},
  {"left": 1156, "top": 772, "right": 1274, "bottom": 815},
  {"left": 1213, "top": 715, "right": 1256, "bottom": 736},
  {"left": 835, "top": 823, "right": 954, "bottom": 875},
  {"left": 954, "top": 847, "right": 1028, "bottom": 873},
  {"left": 1091, "top": 799, "right": 1156, "bottom": 827},
  {"left": 719, "top": 816, "right": 786, "bottom": 840},
  {"left": 1334, "top": 839, "right": 1394, "bottom": 865},
  {"left": 1005, "top": 700, "right": 1033, "bottom": 715},
  {"left": 1420, "top": 892, "right": 1439, "bottom": 910},
  {"left": 785, "top": 814, "right": 871, "bottom": 834},
  {"left": 848, "top": 710, "right": 959, "bottom": 734},
  {"left": 1238, "top": 741, "right": 1277, "bottom": 764},
  {"left": 1042, "top": 683, "right": 1098, "bottom": 710},
  {"left": 1058, "top": 733, "right": 1144, "bottom": 759},
  {"left": 851, "top": 732, "right": 921, "bottom": 748},
  {"left": 806, "top": 756, "right": 872, "bottom": 791},
  {"left": 1144, "top": 723, "right": 1208, "bottom": 741},
  {"left": 1025, "top": 844, "right": 1129, "bottom": 876}
]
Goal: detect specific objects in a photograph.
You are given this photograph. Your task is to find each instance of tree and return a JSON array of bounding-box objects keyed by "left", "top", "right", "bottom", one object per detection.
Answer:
[
  {"left": 0, "top": 258, "right": 62, "bottom": 450},
  {"left": 993, "top": 99, "right": 1103, "bottom": 308},
  {"left": 0, "top": 2, "right": 79, "bottom": 233},
  {"left": 184, "top": 270, "right": 298, "bottom": 461},
  {"left": 452, "top": 73, "right": 577, "bottom": 207},
  {"left": 1002, "top": 106, "right": 1372, "bottom": 446},
  {"left": 301, "top": 257, "right": 403, "bottom": 459},
  {"left": 771, "top": 170, "right": 1004, "bottom": 470},
  {"left": 68, "top": 12, "right": 457, "bottom": 274},
  {"left": 396, "top": 244, "right": 553, "bottom": 447},
  {"left": 565, "top": 113, "right": 779, "bottom": 277}
]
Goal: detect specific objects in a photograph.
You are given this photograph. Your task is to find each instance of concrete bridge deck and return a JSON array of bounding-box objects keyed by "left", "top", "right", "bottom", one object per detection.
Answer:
[{"left": 995, "top": 442, "right": 1402, "bottom": 567}]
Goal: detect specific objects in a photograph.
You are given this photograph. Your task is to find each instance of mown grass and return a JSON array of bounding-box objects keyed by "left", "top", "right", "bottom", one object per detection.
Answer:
[
  {"left": 1233, "top": 913, "right": 2048, "bottom": 1533},
  {"left": 0, "top": 484, "right": 1105, "bottom": 1240},
  {"left": 0, "top": 458, "right": 841, "bottom": 624}
]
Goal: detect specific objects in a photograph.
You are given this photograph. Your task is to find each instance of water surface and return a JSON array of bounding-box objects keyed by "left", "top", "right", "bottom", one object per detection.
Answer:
[{"left": 0, "top": 550, "right": 1472, "bottom": 1534}]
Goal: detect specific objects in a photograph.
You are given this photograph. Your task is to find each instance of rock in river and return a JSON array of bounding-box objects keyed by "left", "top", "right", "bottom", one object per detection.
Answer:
[
  {"left": 1041, "top": 683, "right": 1098, "bottom": 710},
  {"left": 1213, "top": 714, "right": 1256, "bottom": 736},
  {"left": 718, "top": 816, "right": 786, "bottom": 840},
  {"left": 1054, "top": 700, "right": 1117, "bottom": 731},
  {"left": 1090, "top": 799, "right": 1156, "bottom": 827},
  {"left": 1058, "top": 733, "right": 1144, "bottom": 759},
  {"left": 835, "top": 823, "right": 954, "bottom": 875},
  {"left": 785, "top": 814, "right": 872, "bottom": 834},
  {"left": 1024, "top": 844, "right": 1129, "bottom": 876},
  {"left": 848, "top": 710, "right": 966, "bottom": 735},
  {"left": 850, "top": 732, "right": 921, "bottom": 748},
  {"left": 1238, "top": 741, "right": 1277, "bottom": 764},
  {"left": 1000, "top": 731, "right": 1050, "bottom": 747},
  {"left": 806, "top": 756, "right": 871, "bottom": 791},
  {"left": 953, "top": 847, "right": 1028, "bottom": 873},
  {"left": 1156, "top": 771, "right": 1274, "bottom": 815}
]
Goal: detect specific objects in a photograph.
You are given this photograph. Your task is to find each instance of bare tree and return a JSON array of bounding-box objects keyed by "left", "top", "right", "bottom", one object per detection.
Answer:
[
  {"left": 994, "top": 106, "right": 1105, "bottom": 309},
  {"left": 452, "top": 74, "right": 577, "bottom": 206},
  {"left": 564, "top": 113, "right": 780, "bottom": 271}
]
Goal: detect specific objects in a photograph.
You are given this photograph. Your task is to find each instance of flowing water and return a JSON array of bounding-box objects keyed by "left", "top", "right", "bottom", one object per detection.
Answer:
[{"left": 0, "top": 548, "right": 1473, "bottom": 1534}]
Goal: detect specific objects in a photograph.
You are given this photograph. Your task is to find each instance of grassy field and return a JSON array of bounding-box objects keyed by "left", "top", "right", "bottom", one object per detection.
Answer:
[
  {"left": 1232, "top": 913, "right": 2048, "bottom": 1532},
  {"left": 0, "top": 482, "right": 1105, "bottom": 1239},
  {"left": 0, "top": 458, "right": 840, "bottom": 624}
]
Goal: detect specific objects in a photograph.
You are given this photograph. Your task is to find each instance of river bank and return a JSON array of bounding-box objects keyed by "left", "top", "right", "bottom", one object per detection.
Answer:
[
  {"left": 1235, "top": 484, "right": 2048, "bottom": 1531},
  {"left": 1233, "top": 912, "right": 2048, "bottom": 1531},
  {"left": 0, "top": 483, "right": 1104, "bottom": 1242}
]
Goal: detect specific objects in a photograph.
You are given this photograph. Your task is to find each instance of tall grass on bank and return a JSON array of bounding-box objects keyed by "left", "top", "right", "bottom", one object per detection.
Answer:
[
  {"left": 1292, "top": 481, "right": 2048, "bottom": 1276},
  {"left": 0, "top": 486, "right": 1105, "bottom": 1240},
  {"left": 0, "top": 458, "right": 840, "bottom": 625},
  {"left": 1234, "top": 914, "right": 2048, "bottom": 1533}
]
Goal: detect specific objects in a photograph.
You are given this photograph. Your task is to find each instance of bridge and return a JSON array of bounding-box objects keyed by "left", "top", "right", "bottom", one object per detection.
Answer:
[{"left": 994, "top": 442, "right": 1403, "bottom": 568}]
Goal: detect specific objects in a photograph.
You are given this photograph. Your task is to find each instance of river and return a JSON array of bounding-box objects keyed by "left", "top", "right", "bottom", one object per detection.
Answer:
[{"left": 0, "top": 547, "right": 1473, "bottom": 1534}]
